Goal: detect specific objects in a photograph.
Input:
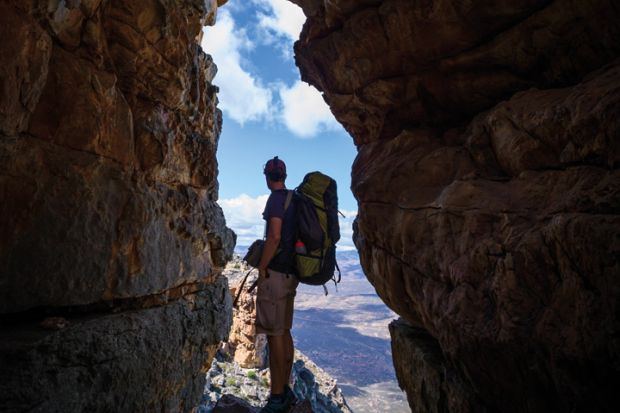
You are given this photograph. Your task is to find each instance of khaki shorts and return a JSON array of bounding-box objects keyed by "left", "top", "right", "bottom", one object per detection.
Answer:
[{"left": 255, "top": 269, "right": 299, "bottom": 336}]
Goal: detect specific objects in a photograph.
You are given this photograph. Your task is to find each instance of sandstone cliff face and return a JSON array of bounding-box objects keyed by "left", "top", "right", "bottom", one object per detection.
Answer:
[
  {"left": 293, "top": 1, "right": 620, "bottom": 412},
  {"left": 224, "top": 260, "right": 268, "bottom": 369},
  {"left": 0, "top": 0, "right": 234, "bottom": 411}
]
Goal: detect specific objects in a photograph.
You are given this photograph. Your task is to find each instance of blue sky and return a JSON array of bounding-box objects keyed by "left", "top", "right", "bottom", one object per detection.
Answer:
[{"left": 202, "top": 0, "right": 358, "bottom": 248}]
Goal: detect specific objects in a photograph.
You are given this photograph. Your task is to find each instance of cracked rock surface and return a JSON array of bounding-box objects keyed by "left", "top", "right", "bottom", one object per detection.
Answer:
[
  {"left": 0, "top": 0, "right": 234, "bottom": 411},
  {"left": 293, "top": 1, "right": 620, "bottom": 412},
  {"left": 0, "top": 278, "right": 232, "bottom": 412}
]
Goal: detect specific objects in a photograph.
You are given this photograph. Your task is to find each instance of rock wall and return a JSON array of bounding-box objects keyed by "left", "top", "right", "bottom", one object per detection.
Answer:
[
  {"left": 0, "top": 0, "right": 234, "bottom": 411},
  {"left": 292, "top": 1, "right": 620, "bottom": 412}
]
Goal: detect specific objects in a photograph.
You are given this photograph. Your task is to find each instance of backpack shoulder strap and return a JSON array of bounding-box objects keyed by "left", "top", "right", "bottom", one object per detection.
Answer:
[
  {"left": 264, "top": 190, "right": 294, "bottom": 238},
  {"left": 284, "top": 190, "right": 293, "bottom": 211}
]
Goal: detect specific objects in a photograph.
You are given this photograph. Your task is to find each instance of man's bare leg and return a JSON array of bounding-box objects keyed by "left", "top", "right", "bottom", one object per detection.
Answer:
[
  {"left": 267, "top": 334, "right": 287, "bottom": 395},
  {"left": 283, "top": 330, "right": 294, "bottom": 387}
]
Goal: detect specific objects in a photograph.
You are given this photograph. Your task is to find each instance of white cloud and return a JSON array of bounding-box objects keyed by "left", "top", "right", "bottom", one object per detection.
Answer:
[
  {"left": 220, "top": 193, "right": 269, "bottom": 247},
  {"left": 254, "top": 0, "right": 305, "bottom": 41},
  {"left": 201, "top": 10, "right": 273, "bottom": 124},
  {"left": 279, "top": 81, "right": 341, "bottom": 137},
  {"left": 202, "top": 5, "right": 342, "bottom": 138},
  {"left": 220, "top": 193, "right": 357, "bottom": 250},
  {"left": 252, "top": 0, "right": 305, "bottom": 59}
]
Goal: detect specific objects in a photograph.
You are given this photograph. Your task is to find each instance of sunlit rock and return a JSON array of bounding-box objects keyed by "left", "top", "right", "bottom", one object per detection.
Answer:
[
  {"left": 0, "top": 0, "right": 233, "bottom": 411},
  {"left": 224, "top": 257, "right": 268, "bottom": 369}
]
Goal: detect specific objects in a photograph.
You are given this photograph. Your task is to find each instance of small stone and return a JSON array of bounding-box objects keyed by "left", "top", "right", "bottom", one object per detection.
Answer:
[{"left": 40, "top": 317, "right": 70, "bottom": 330}]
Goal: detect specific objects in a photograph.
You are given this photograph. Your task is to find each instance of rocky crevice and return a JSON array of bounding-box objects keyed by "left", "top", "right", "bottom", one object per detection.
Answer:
[{"left": 292, "top": 1, "right": 620, "bottom": 412}]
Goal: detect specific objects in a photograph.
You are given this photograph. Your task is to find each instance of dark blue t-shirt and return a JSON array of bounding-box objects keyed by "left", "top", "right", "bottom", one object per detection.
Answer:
[{"left": 262, "top": 189, "right": 297, "bottom": 274}]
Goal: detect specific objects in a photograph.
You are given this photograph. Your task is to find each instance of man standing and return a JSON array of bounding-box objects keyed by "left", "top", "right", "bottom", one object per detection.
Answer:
[{"left": 257, "top": 156, "right": 299, "bottom": 413}]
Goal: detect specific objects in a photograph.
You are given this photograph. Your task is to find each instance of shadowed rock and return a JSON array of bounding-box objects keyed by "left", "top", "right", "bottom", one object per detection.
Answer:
[
  {"left": 292, "top": 0, "right": 620, "bottom": 412},
  {"left": 212, "top": 394, "right": 314, "bottom": 413}
]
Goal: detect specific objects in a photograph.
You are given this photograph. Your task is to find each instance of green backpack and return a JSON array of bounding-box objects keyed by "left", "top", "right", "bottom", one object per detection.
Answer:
[{"left": 294, "top": 172, "right": 341, "bottom": 287}]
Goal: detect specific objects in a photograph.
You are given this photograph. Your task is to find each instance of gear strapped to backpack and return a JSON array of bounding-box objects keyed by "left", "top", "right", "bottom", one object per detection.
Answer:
[{"left": 293, "top": 171, "right": 341, "bottom": 288}]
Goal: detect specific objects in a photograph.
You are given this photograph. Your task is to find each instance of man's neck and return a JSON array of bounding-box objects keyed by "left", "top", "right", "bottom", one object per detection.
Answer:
[{"left": 270, "top": 181, "right": 286, "bottom": 192}]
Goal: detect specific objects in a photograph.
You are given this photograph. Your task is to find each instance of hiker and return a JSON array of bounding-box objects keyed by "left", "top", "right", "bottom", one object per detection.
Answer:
[{"left": 257, "top": 156, "right": 299, "bottom": 413}]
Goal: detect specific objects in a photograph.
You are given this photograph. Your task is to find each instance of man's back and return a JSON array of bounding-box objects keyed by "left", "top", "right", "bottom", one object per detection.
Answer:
[{"left": 263, "top": 189, "right": 297, "bottom": 274}]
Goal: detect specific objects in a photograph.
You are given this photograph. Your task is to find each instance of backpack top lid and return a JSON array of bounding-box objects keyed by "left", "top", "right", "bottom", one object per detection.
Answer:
[
  {"left": 298, "top": 171, "right": 334, "bottom": 206},
  {"left": 298, "top": 171, "right": 340, "bottom": 245}
]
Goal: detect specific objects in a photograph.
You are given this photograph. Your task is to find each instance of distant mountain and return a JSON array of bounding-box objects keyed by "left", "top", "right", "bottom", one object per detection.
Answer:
[
  {"left": 233, "top": 246, "right": 368, "bottom": 290},
  {"left": 234, "top": 245, "right": 360, "bottom": 261},
  {"left": 335, "top": 249, "right": 362, "bottom": 261}
]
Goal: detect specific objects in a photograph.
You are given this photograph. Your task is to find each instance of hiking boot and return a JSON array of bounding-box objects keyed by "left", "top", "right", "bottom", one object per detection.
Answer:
[{"left": 259, "top": 394, "right": 293, "bottom": 413}]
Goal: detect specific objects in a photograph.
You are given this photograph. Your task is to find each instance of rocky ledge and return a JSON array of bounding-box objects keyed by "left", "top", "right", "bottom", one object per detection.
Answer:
[
  {"left": 210, "top": 394, "right": 313, "bottom": 413},
  {"left": 202, "top": 257, "right": 353, "bottom": 413},
  {"left": 199, "top": 350, "right": 351, "bottom": 413},
  {"left": 0, "top": 278, "right": 231, "bottom": 412}
]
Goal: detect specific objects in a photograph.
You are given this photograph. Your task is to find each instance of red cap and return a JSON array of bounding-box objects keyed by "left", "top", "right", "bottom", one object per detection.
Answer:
[{"left": 263, "top": 156, "right": 286, "bottom": 177}]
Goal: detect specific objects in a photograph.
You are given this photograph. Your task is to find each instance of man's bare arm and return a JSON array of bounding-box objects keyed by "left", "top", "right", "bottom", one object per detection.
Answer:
[{"left": 258, "top": 217, "right": 282, "bottom": 276}]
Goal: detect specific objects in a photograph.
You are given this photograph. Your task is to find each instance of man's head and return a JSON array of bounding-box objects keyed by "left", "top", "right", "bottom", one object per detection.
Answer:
[{"left": 263, "top": 156, "right": 287, "bottom": 185}]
